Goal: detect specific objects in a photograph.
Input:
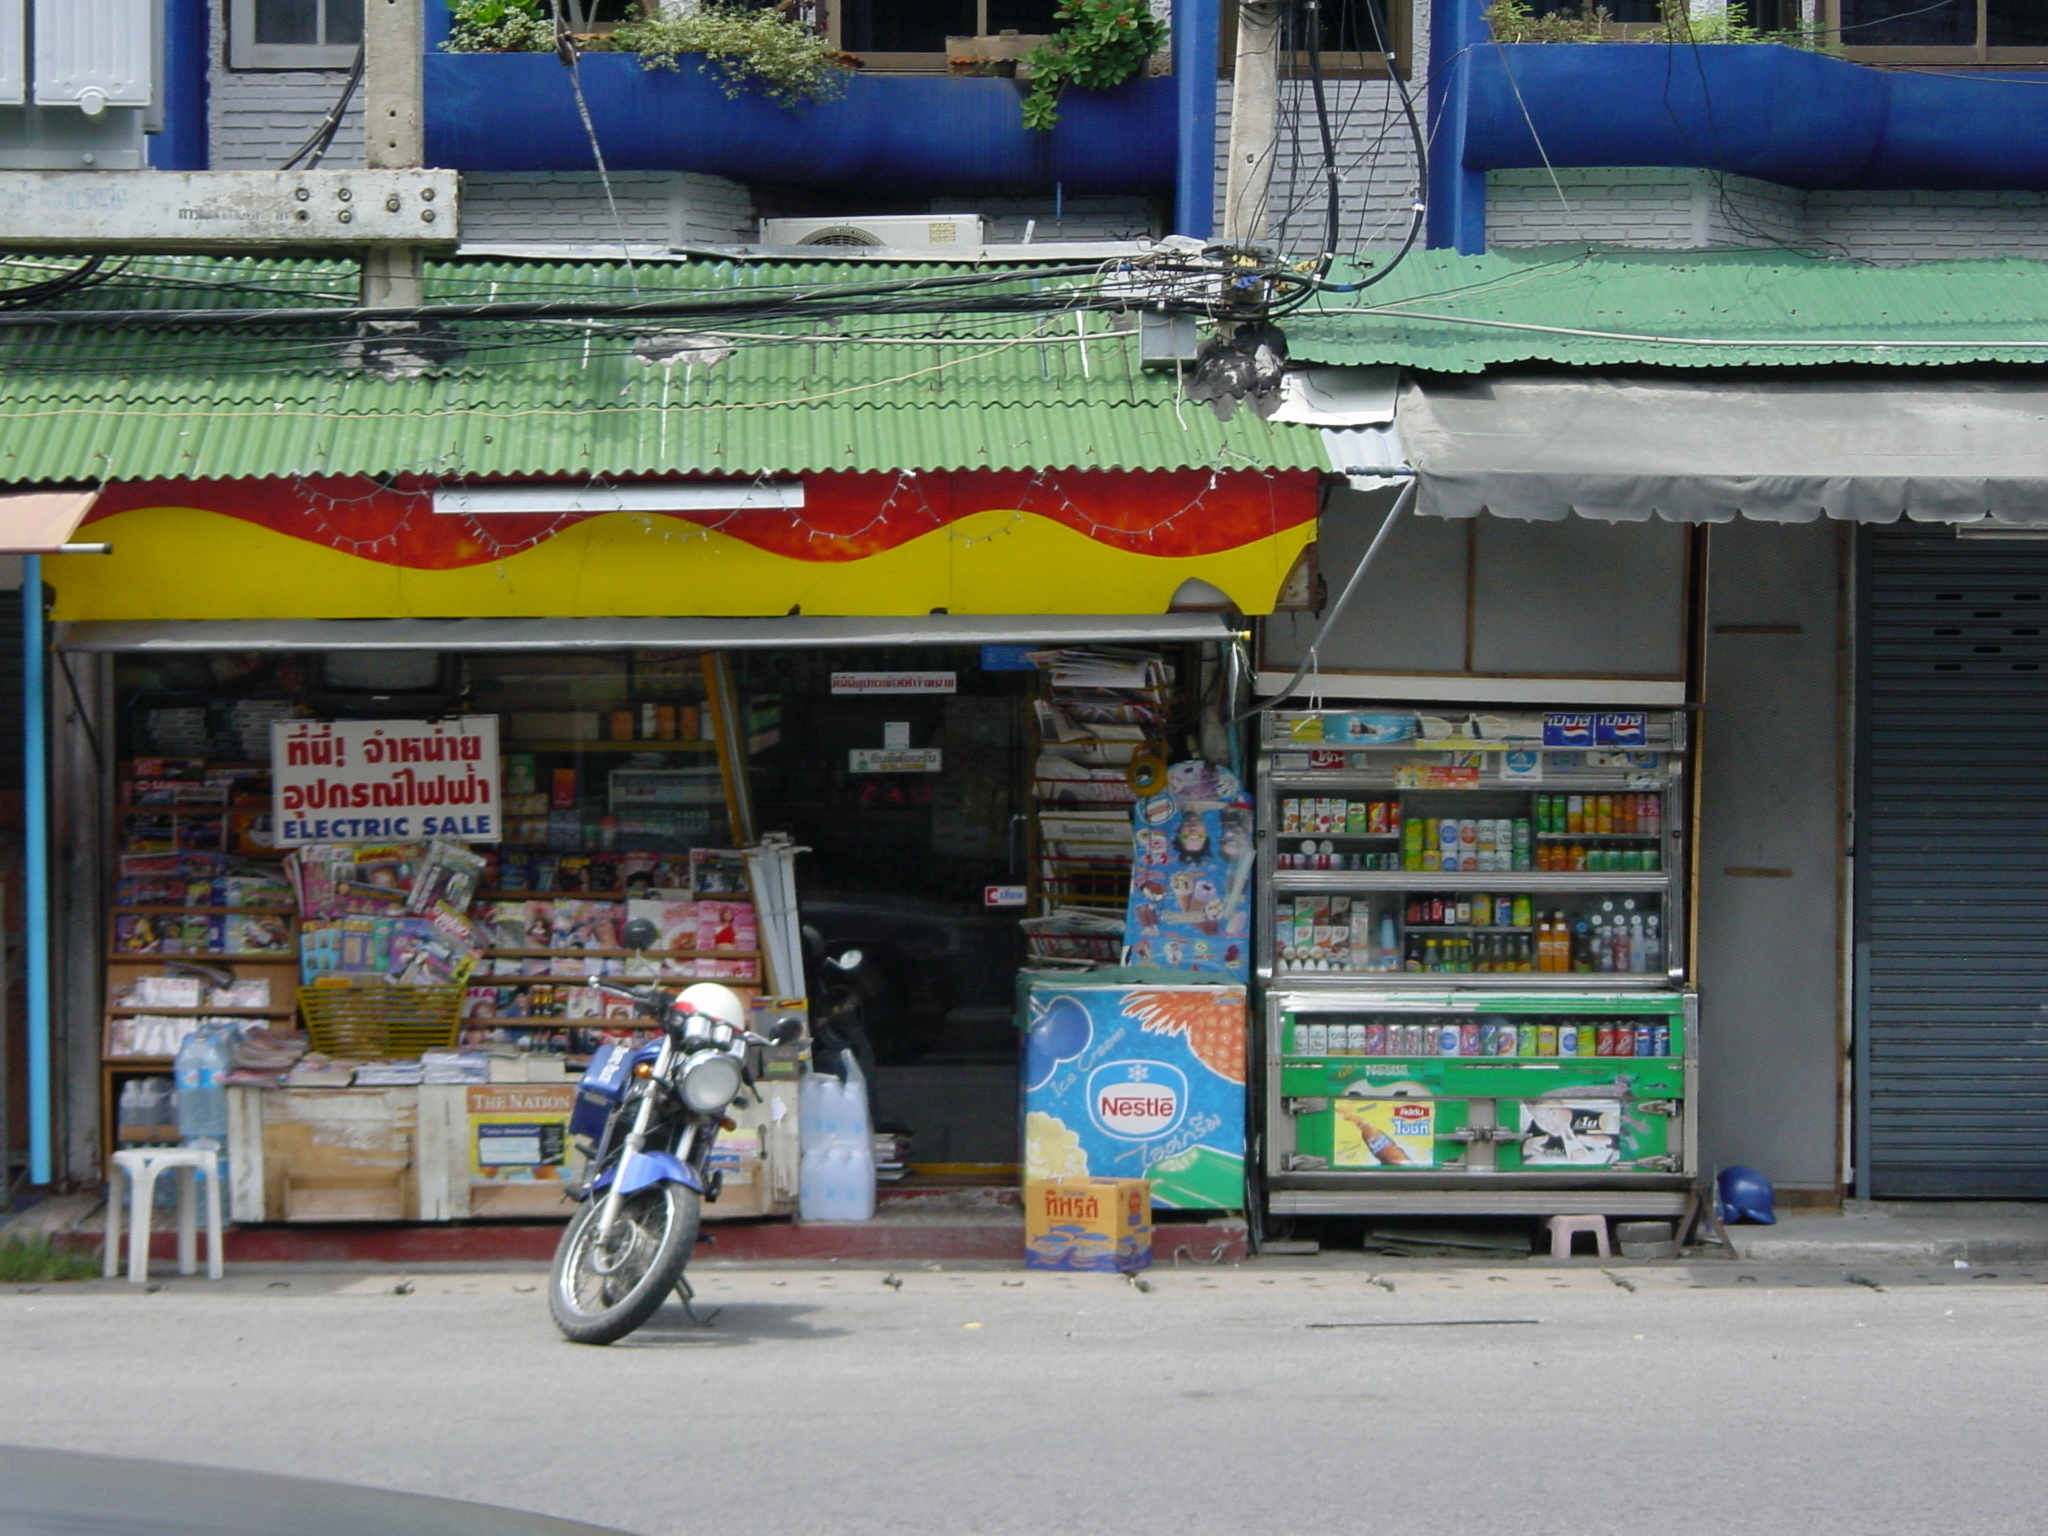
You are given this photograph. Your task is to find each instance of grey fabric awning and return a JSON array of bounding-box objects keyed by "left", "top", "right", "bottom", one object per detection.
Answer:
[{"left": 1399, "top": 376, "right": 2048, "bottom": 523}]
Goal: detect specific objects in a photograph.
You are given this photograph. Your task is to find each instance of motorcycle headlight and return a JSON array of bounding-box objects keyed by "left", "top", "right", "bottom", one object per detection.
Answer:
[{"left": 678, "top": 1050, "right": 745, "bottom": 1115}]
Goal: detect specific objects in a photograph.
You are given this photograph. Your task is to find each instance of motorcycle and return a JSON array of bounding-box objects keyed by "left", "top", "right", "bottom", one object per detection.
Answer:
[{"left": 550, "top": 917, "right": 802, "bottom": 1346}]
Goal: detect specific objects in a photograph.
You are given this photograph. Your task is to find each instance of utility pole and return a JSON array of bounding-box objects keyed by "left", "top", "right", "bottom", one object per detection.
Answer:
[
  {"left": 362, "top": 0, "right": 426, "bottom": 310},
  {"left": 1220, "top": 0, "right": 1281, "bottom": 247}
]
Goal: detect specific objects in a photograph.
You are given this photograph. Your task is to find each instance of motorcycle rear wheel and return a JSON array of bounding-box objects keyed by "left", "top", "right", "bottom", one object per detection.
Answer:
[{"left": 549, "top": 1183, "right": 701, "bottom": 1345}]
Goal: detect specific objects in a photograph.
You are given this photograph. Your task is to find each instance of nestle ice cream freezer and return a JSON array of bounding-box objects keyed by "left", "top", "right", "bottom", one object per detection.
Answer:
[{"left": 1256, "top": 705, "right": 1697, "bottom": 1217}]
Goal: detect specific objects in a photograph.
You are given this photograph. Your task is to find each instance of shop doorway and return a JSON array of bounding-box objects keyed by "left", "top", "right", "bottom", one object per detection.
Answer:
[{"left": 733, "top": 647, "right": 1035, "bottom": 1168}]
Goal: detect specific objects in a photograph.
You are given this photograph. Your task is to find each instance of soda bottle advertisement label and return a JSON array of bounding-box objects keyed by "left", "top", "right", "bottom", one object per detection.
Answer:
[
  {"left": 1517, "top": 1099, "right": 1622, "bottom": 1165},
  {"left": 1332, "top": 1097, "right": 1436, "bottom": 1168}
]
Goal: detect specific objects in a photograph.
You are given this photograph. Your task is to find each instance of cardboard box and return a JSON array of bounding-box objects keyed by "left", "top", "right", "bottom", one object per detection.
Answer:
[{"left": 1024, "top": 1177, "right": 1153, "bottom": 1271}]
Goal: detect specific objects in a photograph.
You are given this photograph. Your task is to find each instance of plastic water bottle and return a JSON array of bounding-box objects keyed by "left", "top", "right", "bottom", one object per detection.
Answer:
[
  {"left": 174, "top": 1023, "right": 232, "bottom": 1149},
  {"left": 798, "top": 1058, "right": 876, "bottom": 1221}
]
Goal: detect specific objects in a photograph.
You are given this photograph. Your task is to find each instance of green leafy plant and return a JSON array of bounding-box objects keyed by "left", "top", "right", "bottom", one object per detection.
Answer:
[
  {"left": 0, "top": 1236, "right": 99, "bottom": 1284},
  {"left": 1482, "top": 0, "right": 1823, "bottom": 47},
  {"left": 1021, "top": 0, "right": 1166, "bottom": 133},
  {"left": 607, "top": 9, "right": 853, "bottom": 106},
  {"left": 445, "top": 0, "right": 556, "bottom": 52},
  {"left": 443, "top": 0, "right": 852, "bottom": 106}
]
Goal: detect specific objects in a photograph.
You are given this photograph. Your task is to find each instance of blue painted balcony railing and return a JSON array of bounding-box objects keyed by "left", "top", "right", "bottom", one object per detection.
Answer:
[
  {"left": 423, "top": 51, "right": 1177, "bottom": 197},
  {"left": 1429, "top": 39, "right": 2048, "bottom": 251},
  {"left": 1468, "top": 44, "right": 2048, "bottom": 189}
]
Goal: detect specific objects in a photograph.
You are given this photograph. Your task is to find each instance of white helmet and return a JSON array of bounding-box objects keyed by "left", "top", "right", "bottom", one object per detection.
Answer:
[{"left": 676, "top": 982, "right": 746, "bottom": 1033}]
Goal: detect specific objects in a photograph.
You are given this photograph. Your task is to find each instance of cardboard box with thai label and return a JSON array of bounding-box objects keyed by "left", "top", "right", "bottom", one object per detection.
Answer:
[{"left": 1023, "top": 1177, "right": 1153, "bottom": 1271}]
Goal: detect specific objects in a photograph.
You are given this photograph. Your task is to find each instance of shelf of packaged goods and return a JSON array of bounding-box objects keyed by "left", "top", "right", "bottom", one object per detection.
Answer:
[
  {"left": 1278, "top": 1052, "right": 1679, "bottom": 1066},
  {"left": 107, "top": 951, "right": 298, "bottom": 963},
  {"left": 1272, "top": 831, "right": 1402, "bottom": 841},
  {"left": 1393, "top": 924, "right": 1534, "bottom": 934},
  {"left": 480, "top": 948, "right": 761, "bottom": 960},
  {"left": 106, "top": 1005, "right": 294, "bottom": 1017},
  {"left": 508, "top": 740, "right": 719, "bottom": 754},
  {"left": 1274, "top": 871, "right": 1668, "bottom": 892},
  {"left": 113, "top": 905, "right": 295, "bottom": 915},
  {"left": 463, "top": 1019, "right": 661, "bottom": 1028},
  {"left": 1263, "top": 737, "right": 1680, "bottom": 755},
  {"left": 1268, "top": 774, "right": 1674, "bottom": 793},
  {"left": 1265, "top": 970, "right": 1679, "bottom": 991},
  {"left": 1533, "top": 833, "right": 1665, "bottom": 841}
]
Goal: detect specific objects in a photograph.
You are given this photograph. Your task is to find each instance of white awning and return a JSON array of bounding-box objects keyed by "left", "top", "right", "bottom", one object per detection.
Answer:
[
  {"left": 55, "top": 613, "right": 1241, "bottom": 652},
  {"left": 1399, "top": 376, "right": 2048, "bottom": 524},
  {"left": 0, "top": 491, "right": 100, "bottom": 552}
]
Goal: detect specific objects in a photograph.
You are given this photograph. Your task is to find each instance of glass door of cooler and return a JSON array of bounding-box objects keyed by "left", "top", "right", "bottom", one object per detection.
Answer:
[
  {"left": 1257, "top": 709, "right": 1686, "bottom": 986},
  {"left": 1265, "top": 993, "right": 1695, "bottom": 1181}
]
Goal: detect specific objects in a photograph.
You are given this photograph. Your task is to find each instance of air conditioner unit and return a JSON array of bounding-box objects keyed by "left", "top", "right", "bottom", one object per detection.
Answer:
[{"left": 757, "top": 214, "right": 987, "bottom": 256}]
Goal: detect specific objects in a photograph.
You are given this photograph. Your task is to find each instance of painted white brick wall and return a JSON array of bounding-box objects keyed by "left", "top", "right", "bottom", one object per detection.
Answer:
[
  {"left": 461, "top": 172, "right": 756, "bottom": 246},
  {"left": 1808, "top": 191, "right": 2048, "bottom": 264},
  {"left": 207, "top": 5, "right": 364, "bottom": 171},
  {"left": 1488, "top": 168, "right": 1803, "bottom": 249},
  {"left": 1216, "top": 76, "right": 1424, "bottom": 251}
]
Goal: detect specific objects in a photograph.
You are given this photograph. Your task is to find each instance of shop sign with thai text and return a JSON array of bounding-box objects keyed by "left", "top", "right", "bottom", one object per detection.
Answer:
[
  {"left": 272, "top": 717, "right": 502, "bottom": 845},
  {"left": 830, "top": 672, "right": 957, "bottom": 695}
]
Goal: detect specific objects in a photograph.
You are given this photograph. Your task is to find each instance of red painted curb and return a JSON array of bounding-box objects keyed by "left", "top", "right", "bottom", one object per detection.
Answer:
[{"left": 66, "top": 1218, "right": 1248, "bottom": 1267}]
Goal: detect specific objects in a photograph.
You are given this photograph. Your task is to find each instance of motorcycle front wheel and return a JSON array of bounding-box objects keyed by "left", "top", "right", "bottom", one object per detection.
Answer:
[{"left": 549, "top": 1183, "right": 701, "bottom": 1345}]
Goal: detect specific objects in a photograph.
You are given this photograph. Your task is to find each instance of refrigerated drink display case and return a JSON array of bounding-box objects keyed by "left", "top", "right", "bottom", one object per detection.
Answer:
[{"left": 1257, "top": 706, "right": 1698, "bottom": 1217}]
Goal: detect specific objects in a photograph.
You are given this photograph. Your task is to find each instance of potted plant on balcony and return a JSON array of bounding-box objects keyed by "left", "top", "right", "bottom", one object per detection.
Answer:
[
  {"left": 445, "top": 0, "right": 853, "bottom": 106},
  {"left": 1019, "top": 0, "right": 1165, "bottom": 131}
]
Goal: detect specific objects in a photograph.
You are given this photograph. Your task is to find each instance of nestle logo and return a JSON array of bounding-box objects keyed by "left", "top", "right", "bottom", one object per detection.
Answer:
[{"left": 1086, "top": 1061, "right": 1188, "bottom": 1141}]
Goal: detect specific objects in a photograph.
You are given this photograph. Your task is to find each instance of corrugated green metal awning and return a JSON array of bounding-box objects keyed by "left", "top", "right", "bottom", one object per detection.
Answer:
[
  {"left": 1288, "top": 247, "right": 2048, "bottom": 372},
  {"left": 0, "top": 252, "right": 1328, "bottom": 482}
]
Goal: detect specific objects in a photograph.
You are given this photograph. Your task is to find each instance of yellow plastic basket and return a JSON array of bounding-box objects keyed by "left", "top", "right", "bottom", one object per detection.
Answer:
[{"left": 299, "top": 974, "right": 469, "bottom": 1059}]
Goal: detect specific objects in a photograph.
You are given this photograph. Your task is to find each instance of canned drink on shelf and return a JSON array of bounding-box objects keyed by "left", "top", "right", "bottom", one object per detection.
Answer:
[
  {"left": 1613, "top": 1021, "right": 1634, "bottom": 1057},
  {"left": 1346, "top": 801, "right": 1368, "bottom": 834},
  {"left": 1518, "top": 1024, "right": 1538, "bottom": 1056},
  {"left": 1559, "top": 1024, "right": 1580, "bottom": 1057},
  {"left": 1461, "top": 1022, "right": 1483, "bottom": 1056},
  {"left": 1537, "top": 1024, "right": 1558, "bottom": 1057},
  {"left": 1635, "top": 1023, "right": 1654, "bottom": 1057},
  {"left": 1306, "top": 1023, "right": 1329, "bottom": 1055},
  {"left": 1497, "top": 1022, "right": 1519, "bottom": 1056},
  {"left": 1437, "top": 1023, "right": 1461, "bottom": 1056},
  {"left": 1346, "top": 1024, "right": 1368, "bottom": 1055},
  {"left": 1363, "top": 1023, "right": 1386, "bottom": 1055},
  {"left": 1596, "top": 1025, "right": 1615, "bottom": 1057},
  {"left": 1653, "top": 1023, "right": 1671, "bottom": 1057},
  {"left": 1578, "top": 1024, "right": 1598, "bottom": 1057}
]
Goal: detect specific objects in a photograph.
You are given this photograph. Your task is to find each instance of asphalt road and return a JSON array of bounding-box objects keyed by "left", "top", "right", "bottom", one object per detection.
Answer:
[{"left": 3, "top": 1256, "right": 2044, "bottom": 1536}]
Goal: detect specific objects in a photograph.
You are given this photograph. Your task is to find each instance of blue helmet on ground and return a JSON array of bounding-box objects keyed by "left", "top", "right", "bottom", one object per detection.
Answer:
[{"left": 1717, "top": 1164, "right": 1776, "bottom": 1225}]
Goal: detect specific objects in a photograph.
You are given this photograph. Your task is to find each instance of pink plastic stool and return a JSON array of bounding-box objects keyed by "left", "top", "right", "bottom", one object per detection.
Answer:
[{"left": 1546, "top": 1214, "right": 1610, "bottom": 1259}]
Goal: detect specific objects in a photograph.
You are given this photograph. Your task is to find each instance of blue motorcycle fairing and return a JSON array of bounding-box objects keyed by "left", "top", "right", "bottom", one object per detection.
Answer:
[{"left": 588, "top": 1149, "right": 704, "bottom": 1199}]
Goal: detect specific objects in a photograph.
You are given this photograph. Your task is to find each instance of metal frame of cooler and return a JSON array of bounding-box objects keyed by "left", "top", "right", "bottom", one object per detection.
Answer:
[{"left": 1261, "top": 988, "right": 1698, "bottom": 1217}]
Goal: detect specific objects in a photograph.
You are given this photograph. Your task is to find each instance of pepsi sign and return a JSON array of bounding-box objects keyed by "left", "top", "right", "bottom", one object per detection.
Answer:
[
  {"left": 1086, "top": 1061, "right": 1188, "bottom": 1141},
  {"left": 1595, "top": 712, "right": 1648, "bottom": 746},
  {"left": 1543, "top": 713, "right": 1595, "bottom": 747}
]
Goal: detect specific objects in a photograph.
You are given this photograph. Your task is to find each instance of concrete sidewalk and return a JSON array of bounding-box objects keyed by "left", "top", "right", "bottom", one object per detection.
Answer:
[{"left": 1728, "top": 1200, "right": 2048, "bottom": 1267}]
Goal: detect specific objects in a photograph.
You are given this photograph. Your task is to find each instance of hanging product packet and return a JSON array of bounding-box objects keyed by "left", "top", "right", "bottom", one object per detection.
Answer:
[{"left": 1123, "top": 760, "right": 1255, "bottom": 980}]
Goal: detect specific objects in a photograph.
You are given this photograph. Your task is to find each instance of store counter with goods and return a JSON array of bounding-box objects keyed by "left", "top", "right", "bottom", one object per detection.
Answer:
[{"left": 98, "top": 649, "right": 803, "bottom": 1225}]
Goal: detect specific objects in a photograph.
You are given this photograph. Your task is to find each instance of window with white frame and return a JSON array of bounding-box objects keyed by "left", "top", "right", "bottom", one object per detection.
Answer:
[{"left": 229, "top": 0, "right": 365, "bottom": 70}]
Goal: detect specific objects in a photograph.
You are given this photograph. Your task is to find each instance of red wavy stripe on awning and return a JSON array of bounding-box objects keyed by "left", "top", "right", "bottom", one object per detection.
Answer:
[{"left": 85, "top": 470, "right": 1321, "bottom": 571}]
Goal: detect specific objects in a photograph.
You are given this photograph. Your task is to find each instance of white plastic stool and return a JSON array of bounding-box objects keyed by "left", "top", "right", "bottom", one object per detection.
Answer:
[
  {"left": 105, "top": 1147, "right": 224, "bottom": 1283},
  {"left": 1546, "top": 1214, "right": 1610, "bottom": 1259}
]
